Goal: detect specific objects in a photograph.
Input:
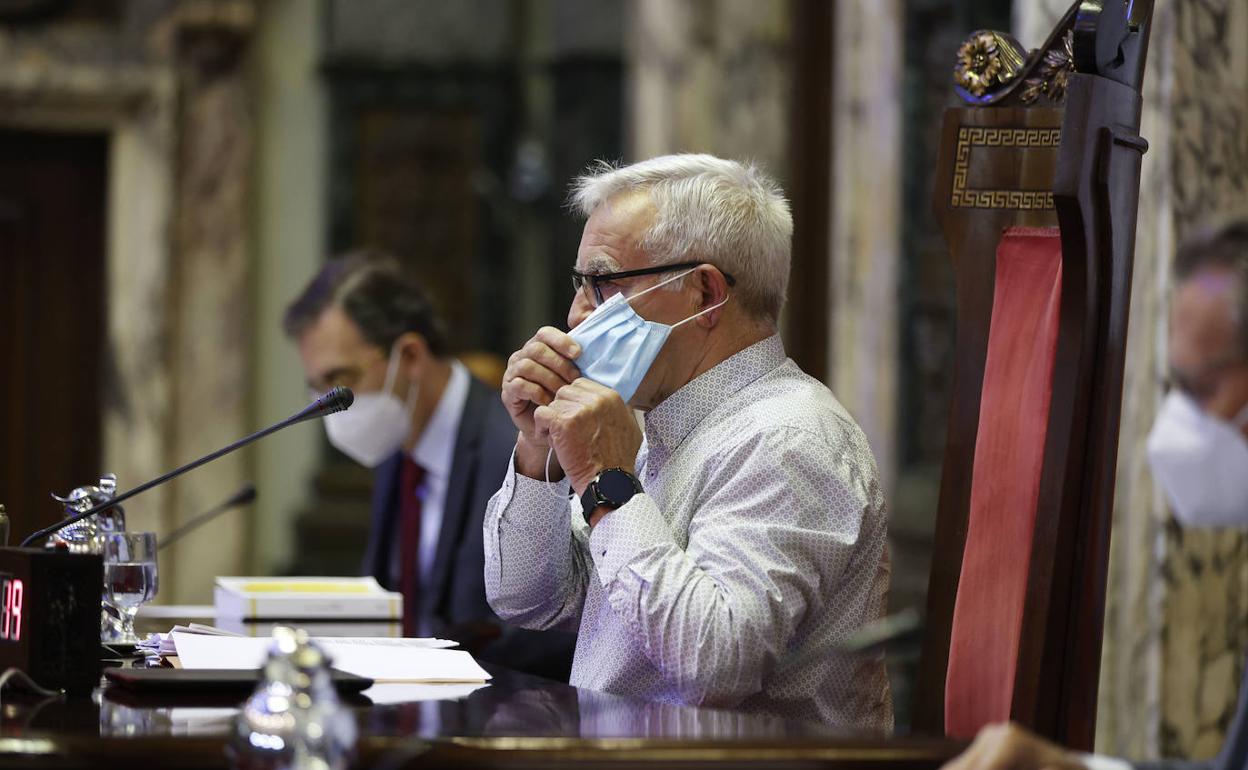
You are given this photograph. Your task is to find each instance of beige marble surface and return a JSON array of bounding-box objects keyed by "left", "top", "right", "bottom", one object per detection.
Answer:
[
  {"left": 0, "top": 2, "right": 255, "bottom": 604},
  {"left": 628, "top": 0, "right": 902, "bottom": 493},
  {"left": 629, "top": 0, "right": 791, "bottom": 176},
  {"left": 828, "top": 0, "right": 902, "bottom": 495},
  {"left": 164, "top": 18, "right": 255, "bottom": 602}
]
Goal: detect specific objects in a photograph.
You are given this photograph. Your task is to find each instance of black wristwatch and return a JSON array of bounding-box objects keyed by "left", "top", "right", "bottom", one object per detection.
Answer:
[{"left": 580, "top": 467, "right": 643, "bottom": 524}]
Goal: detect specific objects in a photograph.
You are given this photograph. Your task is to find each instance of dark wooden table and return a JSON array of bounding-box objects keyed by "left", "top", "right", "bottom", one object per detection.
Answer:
[{"left": 0, "top": 662, "right": 963, "bottom": 768}]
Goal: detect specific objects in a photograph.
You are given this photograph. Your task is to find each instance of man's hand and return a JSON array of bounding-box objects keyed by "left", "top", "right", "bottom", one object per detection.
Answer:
[
  {"left": 942, "top": 723, "right": 1086, "bottom": 770},
  {"left": 501, "top": 327, "right": 582, "bottom": 477},
  {"left": 534, "top": 378, "right": 642, "bottom": 497}
]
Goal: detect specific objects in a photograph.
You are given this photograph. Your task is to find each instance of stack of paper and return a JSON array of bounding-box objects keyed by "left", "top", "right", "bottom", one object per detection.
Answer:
[
  {"left": 214, "top": 577, "right": 402, "bottom": 638},
  {"left": 171, "top": 633, "right": 490, "bottom": 684},
  {"left": 137, "top": 623, "right": 241, "bottom": 666}
]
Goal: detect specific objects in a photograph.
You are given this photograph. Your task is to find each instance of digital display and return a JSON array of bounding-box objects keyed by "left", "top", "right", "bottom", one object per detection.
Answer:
[
  {"left": 0, "top": 573, "right": 23, "bottom": 642},
  {"left": 0, "top": 549, "right": 101, "bottom": 692}
]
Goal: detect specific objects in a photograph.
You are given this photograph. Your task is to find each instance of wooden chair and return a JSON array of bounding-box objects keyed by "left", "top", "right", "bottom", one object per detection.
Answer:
[{"left": 912, "top": 0, "right": 1155, "bottom": 750}]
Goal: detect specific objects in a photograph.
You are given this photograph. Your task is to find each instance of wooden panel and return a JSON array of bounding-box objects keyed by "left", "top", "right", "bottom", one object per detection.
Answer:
[
  {"left": 784, "top": 0, "right": 834, "bottom": 380},
  {"left": 1028, "top": 73, "right": 1147, "bottom": 748},
  {"left": 0, "top": 129, "right": 108, "bottom": 541},
  {"left": 352, "top": 108, "right": 482, "bottom": 349},
  {"left": 914, "top": 106, "right": 1062, "bottom": 736}
]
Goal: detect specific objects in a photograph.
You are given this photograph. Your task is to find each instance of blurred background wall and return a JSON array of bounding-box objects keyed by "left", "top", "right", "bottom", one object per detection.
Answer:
[{"left": 0, "top": 0, "right": 1245, "bottom": 758}]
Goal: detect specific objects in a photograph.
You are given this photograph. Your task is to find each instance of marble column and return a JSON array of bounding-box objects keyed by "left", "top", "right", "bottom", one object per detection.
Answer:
[
  {"left": 627, "top": 0, "right": 902, "bottom": 491},
  {"left": 828, "top": 0, "right": 902, "bottom": 493},
  {"left": 0, "top": 2, "right": 255, "bottom": 605},
  {"left": 1016, "top": 0, "right": 1248, "bottom": 760},
  {"left": 160, "top": 1, "right": 256, "bottom": 603},
  {"left": 628, "top": 0, "right": 792, "bottom": 180}
]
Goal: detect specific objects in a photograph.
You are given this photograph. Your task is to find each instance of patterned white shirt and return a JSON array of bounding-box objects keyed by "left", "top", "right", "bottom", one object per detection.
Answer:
[{"left": 483, "top": 334, "right": 892, "bottom": 730}]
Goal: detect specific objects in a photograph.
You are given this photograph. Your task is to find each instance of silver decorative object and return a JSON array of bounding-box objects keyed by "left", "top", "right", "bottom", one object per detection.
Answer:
[
  {"left": 50, "top": 473, "right": 126, "bottom": 552},
  {"left": 50, "top": 473, "right": 128, "bottom": 642},
  {"left": 233, "top": 627, "right": 357, "bottom": 770}
]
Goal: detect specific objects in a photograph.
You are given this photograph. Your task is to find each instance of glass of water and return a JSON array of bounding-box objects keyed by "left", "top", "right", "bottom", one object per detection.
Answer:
[{"left": 103, "top": 532, "right": 159, "bottom": 643}]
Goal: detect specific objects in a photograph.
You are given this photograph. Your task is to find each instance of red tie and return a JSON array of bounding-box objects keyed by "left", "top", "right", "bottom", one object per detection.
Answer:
[{"left": 399, "top": 457, "right": 426, "bottom": 637}]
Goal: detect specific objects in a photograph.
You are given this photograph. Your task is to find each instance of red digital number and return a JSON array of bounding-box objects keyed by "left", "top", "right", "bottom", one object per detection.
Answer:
[
  {"left": 10, "top": 580, "right": 21, "bottom": 641},
  {"left": 0, "top": 579, "right": 10, "bottom": 640}
]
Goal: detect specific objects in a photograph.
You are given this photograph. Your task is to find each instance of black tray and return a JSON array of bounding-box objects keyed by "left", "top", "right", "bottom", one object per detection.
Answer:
[{"left": 104, "top": 667, "right": 373, "bottom": 695}]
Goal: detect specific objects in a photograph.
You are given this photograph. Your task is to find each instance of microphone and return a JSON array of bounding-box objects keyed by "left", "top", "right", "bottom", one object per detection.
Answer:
[
  {"left": 158, "top": 483, "right": 257, "bottom": 552},
  {"left": 289, "top": 385, "right": 355, "bottom": 425},
  {"left": 21, "top": 387, "right": 353, "bottom": 547}
]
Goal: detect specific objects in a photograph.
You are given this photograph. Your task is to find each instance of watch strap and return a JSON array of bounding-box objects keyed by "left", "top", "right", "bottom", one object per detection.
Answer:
[{"left": 580, "top": 467, "right": 642, "bottom": 524}]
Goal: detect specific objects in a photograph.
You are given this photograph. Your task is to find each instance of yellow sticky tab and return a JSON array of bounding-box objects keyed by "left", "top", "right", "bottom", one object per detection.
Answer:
[{"left": 238, "top": 582, "right": 373, "bottom": 594}]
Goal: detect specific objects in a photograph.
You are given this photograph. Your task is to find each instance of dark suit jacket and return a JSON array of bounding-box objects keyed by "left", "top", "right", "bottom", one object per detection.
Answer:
[
  {"left": 1136, "top": 660, "right": 1248, "bottom": 770},
  {"left": 362, "top": 375, "right": 575, "bottom": 682}
]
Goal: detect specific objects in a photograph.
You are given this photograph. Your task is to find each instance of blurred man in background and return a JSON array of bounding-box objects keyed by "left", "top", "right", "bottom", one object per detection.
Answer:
[
  {"left": 943, "top": 221, "right": 1248, "bottom": 770},
  {"left": 284, "top": 251, "right": 574, "bottom": 680}
]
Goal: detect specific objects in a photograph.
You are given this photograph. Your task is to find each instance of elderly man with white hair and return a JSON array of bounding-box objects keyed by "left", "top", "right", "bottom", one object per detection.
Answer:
[{"left": 483, "top": 153, "right": 892, "bottom": 730}]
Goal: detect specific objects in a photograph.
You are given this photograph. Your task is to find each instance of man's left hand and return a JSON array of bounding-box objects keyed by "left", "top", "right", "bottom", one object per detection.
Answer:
[{"left": 533, "top": 378, "right": 641, "bottom": 496}]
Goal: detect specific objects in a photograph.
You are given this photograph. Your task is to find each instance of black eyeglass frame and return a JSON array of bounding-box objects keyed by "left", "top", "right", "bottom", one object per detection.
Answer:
[{"left": 570, "top": 262, "right": 737, "bottom": 306}]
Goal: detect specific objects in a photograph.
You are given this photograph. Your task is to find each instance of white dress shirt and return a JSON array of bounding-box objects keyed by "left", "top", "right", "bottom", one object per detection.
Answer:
[
  {"left": 483, "top": 335, "right": 893, "bottom": 729},
  {"left": 389, "top": 360, "right": 470, "bottom": 590}
]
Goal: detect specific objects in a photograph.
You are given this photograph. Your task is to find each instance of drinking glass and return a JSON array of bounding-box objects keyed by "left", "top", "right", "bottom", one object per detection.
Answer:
[{"left": 103, "top": 532, "right": 159, "bottom": 643}]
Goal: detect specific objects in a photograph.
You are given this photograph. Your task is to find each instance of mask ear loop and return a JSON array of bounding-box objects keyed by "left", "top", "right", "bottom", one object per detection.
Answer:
[
  {"left": 627, "top": 266, "right": 730, "bottom": 327},
  {"left": 670, "top": 294, "right": 731, "bottom": 328},
  {"left": 385, "top": 340, "right": 420, "bottom": 417},
  {"left": 381, "top": 340, "right": 404, "bottom": 395},
  {"left": 623, "top": 267, "right": 698, "bottom": 306},
  {"left": 542, "top": 447, "right": 567, "bottom": 501}
]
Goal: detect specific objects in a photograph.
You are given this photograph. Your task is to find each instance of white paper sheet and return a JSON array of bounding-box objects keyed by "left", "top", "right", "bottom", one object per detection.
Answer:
[
  {"left": 361, "top": 682, "right": 490, "bottom": 705},
  {"left": 171, "top": 633, "right": 489, "bottom": 683}
]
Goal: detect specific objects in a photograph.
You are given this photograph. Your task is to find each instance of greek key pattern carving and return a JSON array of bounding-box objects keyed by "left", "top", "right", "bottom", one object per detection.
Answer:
[{"left": 950, "top": 126, "right": 1062, "bottom": 209}]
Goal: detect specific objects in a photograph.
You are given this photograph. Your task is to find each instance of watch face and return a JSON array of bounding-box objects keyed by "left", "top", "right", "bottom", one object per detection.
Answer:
[{"left": 598, "top": 469, "right": 638, "bottom": 505}]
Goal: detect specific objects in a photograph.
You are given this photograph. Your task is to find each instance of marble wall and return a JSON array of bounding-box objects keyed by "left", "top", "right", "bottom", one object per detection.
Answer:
[
  {"left": 162, "top": 1, "right": 255, "bottom": 602},
  {"left": 629, "top": 0, "right": 792, "bottom": 186},
  {"left": 0, "top": 1, "right": 256, "bottom": 603},
  {"left": 1016, "top": 0, "right": 1248, "bottom": 760},
  {"left": 828, "top": 0, "right": 902, "bottom": 495},
  {"left": 627, "top": 0, "right": 902, "bottom": 495}
]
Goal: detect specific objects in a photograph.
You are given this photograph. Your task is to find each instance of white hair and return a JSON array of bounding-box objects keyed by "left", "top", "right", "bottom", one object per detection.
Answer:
[{"left": 570, "top": 153, "right": 793, "bottom": 324}]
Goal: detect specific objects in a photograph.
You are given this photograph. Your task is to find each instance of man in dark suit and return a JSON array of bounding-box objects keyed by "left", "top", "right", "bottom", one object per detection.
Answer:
[
  {"left": 942, "top": 221, "right": 1248, "bottom": 770},
  {"left": 283, "top": 250, "right": 574, "bottom": 681}
]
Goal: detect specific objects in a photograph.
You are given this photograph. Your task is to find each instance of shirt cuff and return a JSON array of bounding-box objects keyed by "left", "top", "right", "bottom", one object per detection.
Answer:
[
  {"left": 588, "top": 494, "right": 673, "bottom": 586},
  {"left": 510, "top": 466, "right": 572, "bottom": 505},
  {"left": 1078, "top": 753, "right": 1133, "bottom": 770},
  {"left": 488, "top": 451, "right": 573, "bottom": 538}
]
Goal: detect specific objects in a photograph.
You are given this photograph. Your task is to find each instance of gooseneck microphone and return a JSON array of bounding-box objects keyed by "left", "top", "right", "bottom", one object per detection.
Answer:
[
  {"left": 158, "top": 482, "right": 257, "bottom": 552},
  {"left": 22, "top": 387, "right": 353, "bottom": 547}
]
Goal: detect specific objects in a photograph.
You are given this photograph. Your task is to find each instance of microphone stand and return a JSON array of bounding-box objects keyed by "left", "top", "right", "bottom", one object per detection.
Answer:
[
  {"left": 158, "top": 483, "right": 257, "bottom": 552},
  {"left": 21, "top": 387, "right": 353, "bottom": 547}
]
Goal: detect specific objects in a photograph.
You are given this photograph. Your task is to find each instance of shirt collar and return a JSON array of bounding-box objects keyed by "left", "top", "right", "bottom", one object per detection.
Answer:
[
  {"left": 644, "top": 334, "right": 787, "bottom": 453},
  {"left": 411, "top": 360, "right": 470, "bottom": 478}
]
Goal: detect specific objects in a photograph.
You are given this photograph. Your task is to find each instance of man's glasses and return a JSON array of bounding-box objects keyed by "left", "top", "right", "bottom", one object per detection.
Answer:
[{"left": 570, "top": 262, "right": 736, "bottom": 307}]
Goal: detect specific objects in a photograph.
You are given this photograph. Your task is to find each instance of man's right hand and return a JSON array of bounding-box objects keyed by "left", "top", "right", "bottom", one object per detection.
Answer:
[
  {"left": 941, "top": 723, "right": 1087, "bottom": 770},
  {"left": 501, "top": 326, "right": 582, "bottom": 476}
]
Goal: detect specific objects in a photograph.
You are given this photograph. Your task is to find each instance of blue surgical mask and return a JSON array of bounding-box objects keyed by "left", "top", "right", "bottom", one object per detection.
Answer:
[{"left": 569, "top": 268, "right": 728, "bottom": 402}]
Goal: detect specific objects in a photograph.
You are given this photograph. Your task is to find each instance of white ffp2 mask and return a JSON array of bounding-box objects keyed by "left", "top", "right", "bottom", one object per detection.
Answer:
[
  {"left": 1146, "top": 390, "right": 1248, "bottom": 528},
  {"left": 324, "top": 344, "right": 417, "bottom": 467}
]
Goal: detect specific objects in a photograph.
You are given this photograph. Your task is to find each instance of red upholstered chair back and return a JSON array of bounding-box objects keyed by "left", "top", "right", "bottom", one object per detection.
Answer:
[
  {"left": 911, "top": 0, "right": 1155, "bottom": 750},
  {"left": 944, "top": 228, "right": 1062, "bottom": 738}
]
